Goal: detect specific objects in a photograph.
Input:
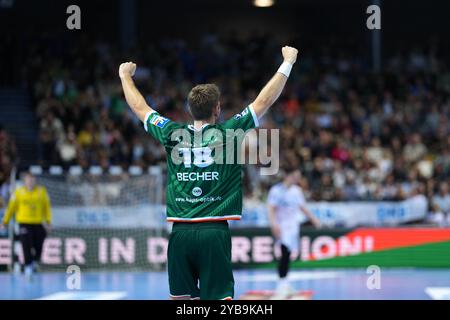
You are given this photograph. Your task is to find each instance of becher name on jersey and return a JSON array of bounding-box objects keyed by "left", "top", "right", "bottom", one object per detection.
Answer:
[{"left": 176, "top": 171, "right": 220, "bottom": 181}]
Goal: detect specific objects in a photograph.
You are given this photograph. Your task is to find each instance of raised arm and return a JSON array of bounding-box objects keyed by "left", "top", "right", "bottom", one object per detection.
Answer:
[
  {"left": 251, "top": 46, "right": 298, "bottom": 119},
  {"left": 119, "top": 62, "right": 153, "bottom": 122}
]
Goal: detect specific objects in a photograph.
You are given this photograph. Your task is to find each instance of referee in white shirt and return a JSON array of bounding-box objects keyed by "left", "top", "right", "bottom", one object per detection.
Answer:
[{"left": 267, "top": 169, "right": 321, "bottom": 297}]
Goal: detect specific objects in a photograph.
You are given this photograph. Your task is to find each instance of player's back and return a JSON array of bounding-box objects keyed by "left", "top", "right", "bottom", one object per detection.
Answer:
[{"left": 143, "top": 105, "right": 259, "bottom": 222}]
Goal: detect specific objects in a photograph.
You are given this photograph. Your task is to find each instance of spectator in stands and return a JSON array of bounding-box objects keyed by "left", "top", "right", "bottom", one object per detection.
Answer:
[
  {"left": 381, "top": 175, "right": 398, "bottom": 201},
  {"left": 0, "top": 124, "right": 17, "bottom": 167},
  {"left": 56, "top": 125, "right": 79, "bottom": 168},
  {"left": 427, "top": 203, "right": 446, "bottom": 227},
  {"left": 0, "top": 125, "right": 17, "bottom": 207},
  {"left": 341, "top": 174, "right": 359, "bottom": 201},
  {"left": 432, "top": 182, "right": 450, "bottom": 216},
  {"left": 403, "top": 134, "right": 428, "bottom": 164},
  {"left": 366, "top": 137, "right": 384, "bottom": 165},
  {"left": 0, "top": 171, "right": 8, "bottom": 210},
  {"left": 39, "top": 112, "right": 64, "bottom": 165}
]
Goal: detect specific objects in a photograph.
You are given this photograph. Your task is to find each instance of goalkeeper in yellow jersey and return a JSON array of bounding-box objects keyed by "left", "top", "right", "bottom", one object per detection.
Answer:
[{"left": 1, "top": 172, "right": 52, "bottom": 278}]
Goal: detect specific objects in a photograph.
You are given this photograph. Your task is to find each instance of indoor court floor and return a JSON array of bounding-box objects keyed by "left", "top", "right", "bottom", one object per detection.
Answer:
[{"left": 1, "top": 268, "right": 450, "bottom": 300}]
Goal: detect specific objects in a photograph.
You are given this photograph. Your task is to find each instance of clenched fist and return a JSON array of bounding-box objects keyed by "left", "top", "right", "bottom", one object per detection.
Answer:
[
  {"left": 282, "top": 46, "right": 298, "bottom": 64},
  {"left": 119, "top": 62, "right": 137, "bottom": 79}
]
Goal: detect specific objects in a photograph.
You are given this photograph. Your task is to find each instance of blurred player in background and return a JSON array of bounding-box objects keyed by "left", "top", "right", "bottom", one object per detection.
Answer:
[
  {"left": 1, "top": 172, "right": 52, "bottom": 278},
  {"left": 119, "top": 46, "right": 298, "bottom": 299},
  {"left": 268, "top": 169, "right": 321, "bottom": 298}
]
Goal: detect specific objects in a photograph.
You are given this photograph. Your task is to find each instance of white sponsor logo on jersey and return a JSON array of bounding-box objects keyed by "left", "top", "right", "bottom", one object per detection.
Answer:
[{"left": 192, "top": 187, "right": 202, "bottom": 197}]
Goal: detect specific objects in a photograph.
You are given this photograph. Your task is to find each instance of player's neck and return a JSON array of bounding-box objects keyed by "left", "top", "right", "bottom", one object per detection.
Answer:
[
  {"left": 283, "top": 181, "right": 292, "bottom": 188},
  {"left": 193, "top": 121, "right": 207, "bottom": 130},
  {"left": 193, "top": 116, "right": 215, "bottom": 130}
]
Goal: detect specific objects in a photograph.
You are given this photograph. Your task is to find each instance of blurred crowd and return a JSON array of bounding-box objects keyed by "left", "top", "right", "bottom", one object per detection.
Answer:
[
  {"left": 0, "top": 125, "right": 17, "bottom": 208},
  {"left": 2, "top": 32, "right": 450, "bottom": 225}
]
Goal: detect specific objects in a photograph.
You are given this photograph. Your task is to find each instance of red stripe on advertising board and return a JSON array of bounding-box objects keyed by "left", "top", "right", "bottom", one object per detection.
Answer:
[{"left": 343, "top": 228, "right": 450, "bottom": 252}]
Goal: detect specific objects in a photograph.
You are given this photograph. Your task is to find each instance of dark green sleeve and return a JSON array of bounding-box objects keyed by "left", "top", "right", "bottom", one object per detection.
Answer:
[
  {"left": 143, "top": 111, "right": 177, "bottom": 145},
  {"left": 222, "top": 105, "right": 259, "bottom": 131}
]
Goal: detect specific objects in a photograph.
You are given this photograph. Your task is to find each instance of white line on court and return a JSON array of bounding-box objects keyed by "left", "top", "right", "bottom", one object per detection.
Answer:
[
  {"left": 36, "top": 291, "right": 128, "bottom": 300},
  {"left": 235, "top": 271, "right": 341, "bottom": 282},
  {"left": 425, "top": 287, "right": 450, "bottom": 300}
]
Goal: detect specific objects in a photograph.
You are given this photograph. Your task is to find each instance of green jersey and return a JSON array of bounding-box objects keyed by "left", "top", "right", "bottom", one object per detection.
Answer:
[{"left": 144, "top": 105, "right": 259, "bottom": 222}]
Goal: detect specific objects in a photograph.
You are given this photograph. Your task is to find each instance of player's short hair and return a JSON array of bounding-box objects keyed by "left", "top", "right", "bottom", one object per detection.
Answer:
[
  {"left": 282, "top": 167, "right": 301, "bottom": 179},
  {"left": 187, "top": 84, "right": 220, "bottom": 120}
]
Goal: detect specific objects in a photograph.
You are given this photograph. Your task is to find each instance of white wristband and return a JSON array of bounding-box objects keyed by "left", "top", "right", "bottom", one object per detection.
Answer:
[{"left": 277, "top": 61, "right": 293, "bottom": 77}]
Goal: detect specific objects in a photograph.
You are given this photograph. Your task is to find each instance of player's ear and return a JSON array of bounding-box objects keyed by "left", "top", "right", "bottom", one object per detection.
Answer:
[
  {"left": 215, "top": 102, "right": 221, "bottom": 118},
  {"left": 187, "top": 103, "right": 195, "bottom": 120}
]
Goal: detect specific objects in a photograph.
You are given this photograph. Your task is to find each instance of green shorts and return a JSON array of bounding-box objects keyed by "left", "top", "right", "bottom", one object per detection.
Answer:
[{"left": 168, "top": 221, "right": 234, "bottom": 300}]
